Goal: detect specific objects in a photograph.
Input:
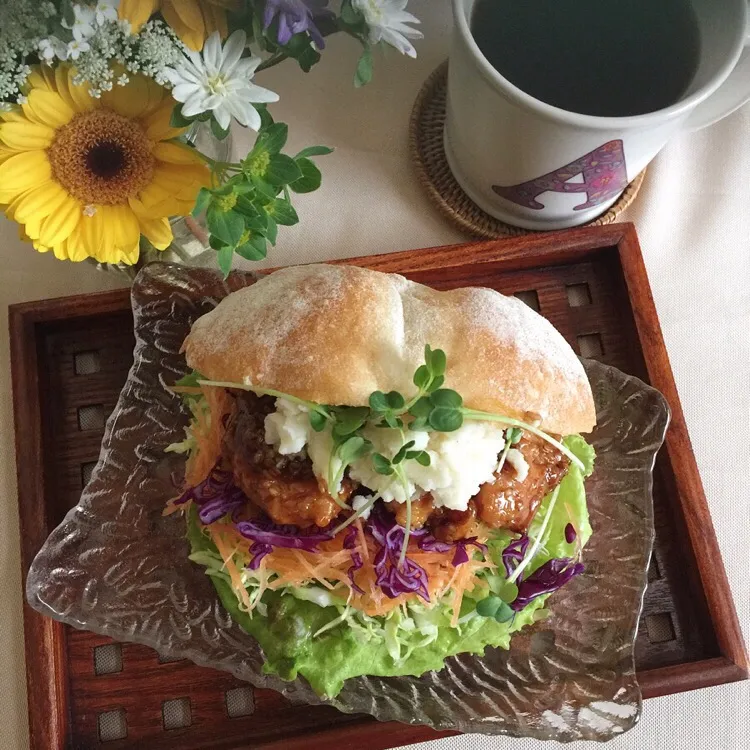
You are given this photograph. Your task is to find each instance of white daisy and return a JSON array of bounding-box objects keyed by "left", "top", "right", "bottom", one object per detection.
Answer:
[
  {"left": 353, "top": 0, "right": 423, "bottom": 58},
  {"left": 163, "top": 30, "right": 279, "bottom": 132}
]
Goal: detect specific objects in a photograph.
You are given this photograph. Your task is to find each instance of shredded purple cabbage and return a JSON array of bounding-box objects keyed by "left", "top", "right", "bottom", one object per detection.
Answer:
[
  {"left": 417, "top": 533, "right": 488, "bottom": 567},
  {"left": 367, "top": 505, "right": 430, "bottom": 602},
  {"left": 501, "top": 534, "right": 530, "bottom": 577},
  {"left": 175, "top": 466, "right": 246, "bottom": 525},
  {"left": 343, "top": 527, "right": 364, "bottom": 594},
  {"left": 565, "top": 523, "right": 577, "bottom": 544},
  {"left": 510, "top": 557, "right": 585, "bottom": 611}
]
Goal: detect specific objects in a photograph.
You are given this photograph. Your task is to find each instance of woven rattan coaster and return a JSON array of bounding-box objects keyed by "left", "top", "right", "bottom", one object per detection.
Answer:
[{"left": 409, "top": 62, "right": 645, "bottom": 239}]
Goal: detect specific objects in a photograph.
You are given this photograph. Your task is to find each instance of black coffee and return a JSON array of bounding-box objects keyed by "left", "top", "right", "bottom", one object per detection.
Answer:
[{"left": 470, "top": 0, "right": 701, "bottom": 117}]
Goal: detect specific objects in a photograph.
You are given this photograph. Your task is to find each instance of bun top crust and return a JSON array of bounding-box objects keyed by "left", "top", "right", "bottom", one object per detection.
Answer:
[{"left": 183, "top": 264, "right": 596, "bottom": 435}]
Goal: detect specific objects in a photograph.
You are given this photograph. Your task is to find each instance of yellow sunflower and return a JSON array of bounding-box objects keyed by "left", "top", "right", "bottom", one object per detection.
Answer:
[
  {"left": 0, "top": 66, "right": 209, "bottom": 265},
  {"left": 119, "top": 0, "right": 240, "bottom": 51}
]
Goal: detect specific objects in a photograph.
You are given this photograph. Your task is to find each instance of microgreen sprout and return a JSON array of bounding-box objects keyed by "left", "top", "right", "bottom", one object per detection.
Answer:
[
  {"left": 507, "top": 484, "right": 562, "bottom": 585},
  {"left": 495, "top": 426, "right": 523, "bottom": 474}
]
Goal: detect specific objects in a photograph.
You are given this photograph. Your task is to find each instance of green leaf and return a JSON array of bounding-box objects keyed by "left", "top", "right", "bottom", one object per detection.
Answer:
[
  {"left": 509, "top": 427, "right": 523, "bottom": 445},
  {"left": 269, "top": 198, "right": 299, "bottom": 226},
  {"left": 210, "top": 116, "right": 230, "bottom": 140},
  {"left": 256, "top": 104, "right": 275, "bottom": 130},
  {"left": 382, "top": 413, "right": 403, "bottom": 430},
  {"left": 235, "top": 235, "right": 267, "bottom": 261},
  {"left": 413, "top": 365, "right": 430, "bottom": 390},
  {"left": 413, "top": 451, "right": 431, "bottom": 467},
  {"left": 338, "top": 436, "right": 370, "bottom": 465},
  {"left": 294, "top": 145, "right": 334, "bottom": 159},
  {"left": 191, "top": 187, "right": 212, "bottom": 218},
  {"left": 332, "top": 406, "right": 370, "bottom": 436},
  {"left": 426, "top": 375, "right": 445, "bottom": 393},
  {"left": 392, "top": 440, "right": 416, "bottom": 465},
  {"left": 494, "top": 601, "right": 515, "bottom": 623},
  {"left": 340, "top": 0, "right": 363, "bottom": 26},
  {"left": 430, "top": 389, "right": 463, "bottom": 409},
  {"left": 252, "top": 175, "right": 279, "bottom": 200},
  {"left": 354, "top": 45, "right": 373, "bottom": 88},
  {"left": 206, "top": 207, "right": 244, "bottom": 246},
  {"left": 428, "top": 348, "right": 447, "bottom": 376},
  {"left": 428, "top": 407, "right": 463, "bottom": 432},
  {"left": 497, "top": 580, "right": 519, "bottom": 604},
  {"left": 309, "top": 410, "right": 328, "bottom": 432},
  {"left": 409, "top": 397, "right": 432, "bottom": 419},
  {"left": 408, "top": 417, "right": 430, "bottom": 431},
  {"left": 170, "top": 105, "right": 194, "bottom": 128},
  {"left": 369, "top": 391, "right": 389, "bottom": 412},
  {"left": 257, "top": 122, "right": 288, "bottom": 154},
  {"left": 266, "top": 154, "right": 303, "bottom": 186},
  {"left": 290, "top": 157, "right": 322, "bottom": 193},
  {"left": 476, "top": 596, "right": 501, "bottom": 618},
  {"left": 61, "top": 0, "right": 76, "bottom": 27},
  {"left": 175, "top": 369, "right": 202, "bottom": 389},
  {"left": 208, "top": 233, "right": 226, "bottom": 251},
  {"left": 372, "top": 453, "right": 394, "bottom": 476},
  {"left": 217, "top": 245, "right": 234, "bottom": 278},
  {"left": 234, "top": 195, "right": 261, "bottom": 219},
  {"left": 297, "top": 44, "right": 321, "bottom": 72},
  {"left": 265, "top": 215, "right": 278, "bottom": 246},
  {"left": 385, "top": 391, "right": 405, "bottom": 409}
]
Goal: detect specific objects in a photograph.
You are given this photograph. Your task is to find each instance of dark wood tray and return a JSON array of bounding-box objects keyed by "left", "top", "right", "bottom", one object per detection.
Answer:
[{"left": 11, "top": 224, "right": 747, "bottom": 750}]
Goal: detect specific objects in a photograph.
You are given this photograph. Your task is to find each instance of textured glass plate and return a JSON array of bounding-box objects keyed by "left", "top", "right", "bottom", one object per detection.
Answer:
[{"left": 26, "top": 264, "right": 670, "bottom": 742}]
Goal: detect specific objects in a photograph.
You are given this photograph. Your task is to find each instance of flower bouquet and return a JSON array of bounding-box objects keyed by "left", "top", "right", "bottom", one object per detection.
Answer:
[{"left": 0, "top": 0, "right": 422, "bottom": 274}]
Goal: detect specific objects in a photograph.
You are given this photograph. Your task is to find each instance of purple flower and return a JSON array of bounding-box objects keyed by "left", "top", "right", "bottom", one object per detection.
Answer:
[{"left": 263, "top": 0, "right": 331, "bottom": 48}]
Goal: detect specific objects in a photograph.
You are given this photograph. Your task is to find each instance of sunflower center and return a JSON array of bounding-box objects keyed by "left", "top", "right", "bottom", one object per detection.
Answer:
[
  {"left": 85, "top": 141, "right": 127, "bottom": 178},
  {"left": 47, "top": 109, "right": 154, "bottom": 205}
]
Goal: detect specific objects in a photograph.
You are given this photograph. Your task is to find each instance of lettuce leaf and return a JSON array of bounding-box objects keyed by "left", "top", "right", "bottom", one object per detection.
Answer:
[{"left": 186, "top": 435, "right": 594, "bottom": 697}]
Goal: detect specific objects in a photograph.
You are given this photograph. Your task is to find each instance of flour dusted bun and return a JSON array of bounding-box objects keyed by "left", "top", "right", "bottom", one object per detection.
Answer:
[{"left": 183, "top": 264, "right": 596, "bottom": 435}]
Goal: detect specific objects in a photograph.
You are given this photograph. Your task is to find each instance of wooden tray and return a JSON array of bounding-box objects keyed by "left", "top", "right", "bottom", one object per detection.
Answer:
[{"left": 11, "top": 224, "right": 747, "bottom": 750}]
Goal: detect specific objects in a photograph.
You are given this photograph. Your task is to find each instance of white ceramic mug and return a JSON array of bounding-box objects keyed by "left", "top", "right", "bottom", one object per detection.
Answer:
[{"left": 444, "top": 0, "right": 750, "bottom": 230}]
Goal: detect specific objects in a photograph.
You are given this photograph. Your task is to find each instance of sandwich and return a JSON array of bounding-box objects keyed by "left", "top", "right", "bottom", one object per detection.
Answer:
[{"left": 167, "top": 263, "right": 596, "bottom": 697}]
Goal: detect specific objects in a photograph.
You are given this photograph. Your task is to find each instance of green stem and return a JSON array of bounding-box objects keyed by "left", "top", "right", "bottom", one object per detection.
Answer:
[
  {"left": 256, "top": 51, "right": 289, "bottom": 72},
  {"left": 507, "top": 484, "right": 561, "bottom": 585},
  {"left": 331, "top": 493, "right": 380, "bottom": 536},
  {"left": 396, "top": 466, "right": 412, "bottom": 567},
  {"left": 461, "top": 409, "right": 584, "bottom": 472}
]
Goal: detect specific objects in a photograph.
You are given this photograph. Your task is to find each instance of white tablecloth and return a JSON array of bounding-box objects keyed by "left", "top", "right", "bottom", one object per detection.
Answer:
[{"left": 1, "top": 2, "right": 747, "bottom": 748}]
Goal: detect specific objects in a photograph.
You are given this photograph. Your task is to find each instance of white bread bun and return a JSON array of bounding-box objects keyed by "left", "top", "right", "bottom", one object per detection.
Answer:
[{"left": 183, "top": 264, "right": 596, "bottom": 435}]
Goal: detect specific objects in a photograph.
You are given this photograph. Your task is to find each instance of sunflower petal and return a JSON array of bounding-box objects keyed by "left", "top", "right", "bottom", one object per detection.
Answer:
[
  {"left": 162, "top": 0, "right": 205, "bottom": 50},
  {"left": 38, "top": 194, "right": 81, "bottom": 246},
  {"left": 23, "top": 90, "right": 75, "bottom": 128},
  {"left": 119, "top": 0, "right": 159, "bottom": 33},
  {"left": 0, "top": 122, "right": 55, "bottom": 150},
  {"left": 111, "top": 204, "right": 141, "bottom": 249},
  {"left": 79, "top": 209, "right": 105, "bottom": 254},
  {"left": 66, "top": 67, "right": 98, "bottom": 112},
  {"left": 26, "top": 69, "right": 53, "bottom": 92},
  {"left": 14, "top": 181, "right": 69, "bottom": 223},
  {"left": 138, "top": 214, "right": 173, "bottom": 249},
  {"left": 152, "top": 141, "right": 205, "bottom": 165},
  {"left": 0, "top": 151, "right": 52, "bottom": 196},
  {"left": 142, "top": 98, "right": 186, "bottom": 141},
  {"left": 102, "top": 73, "right": 152, "bottom": 119}
]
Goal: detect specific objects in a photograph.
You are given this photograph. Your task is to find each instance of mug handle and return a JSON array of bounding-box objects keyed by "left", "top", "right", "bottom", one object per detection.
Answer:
[{"left": 682, "top": 11, "right": 750, "bottom": 131}]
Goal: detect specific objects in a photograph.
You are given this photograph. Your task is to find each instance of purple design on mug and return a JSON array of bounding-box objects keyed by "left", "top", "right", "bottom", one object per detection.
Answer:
[{"left": 493, "top": 140, "right": 628, "bottom": 211}]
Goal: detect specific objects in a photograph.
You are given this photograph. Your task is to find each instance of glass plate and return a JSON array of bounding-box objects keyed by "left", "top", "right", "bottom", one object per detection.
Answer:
[{"left": 26, "top": 263, "right": 670, "bottom": 742}]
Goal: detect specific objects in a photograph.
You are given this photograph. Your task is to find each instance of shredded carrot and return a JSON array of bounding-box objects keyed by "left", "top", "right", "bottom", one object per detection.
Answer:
[
  {"left": 184, "top": 385, "right": 233, "bottom": 487},
  {"left": 189, "top": 497, "right": 492, "bottom": 620}
]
